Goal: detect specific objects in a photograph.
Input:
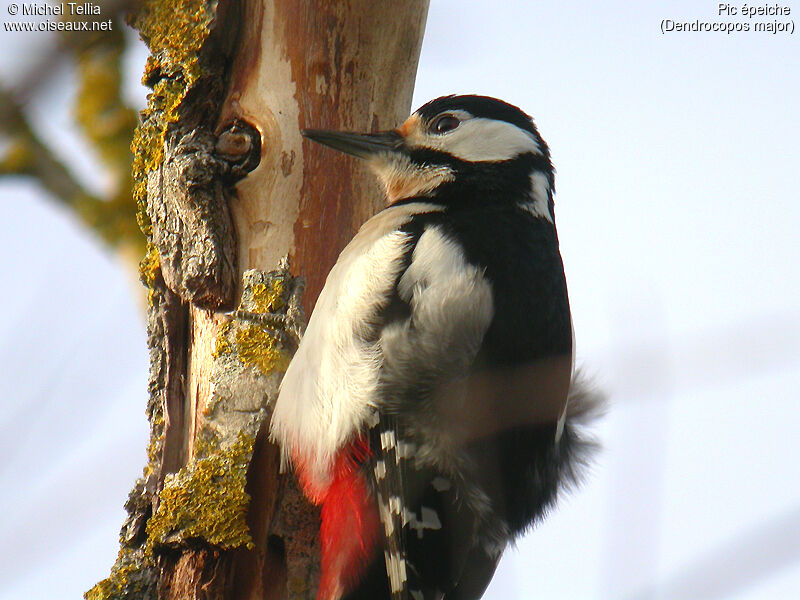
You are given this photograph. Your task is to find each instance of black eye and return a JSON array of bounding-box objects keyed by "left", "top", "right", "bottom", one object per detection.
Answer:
[{"left": 432, "top": 114, "right": 460, "bottom": 134}]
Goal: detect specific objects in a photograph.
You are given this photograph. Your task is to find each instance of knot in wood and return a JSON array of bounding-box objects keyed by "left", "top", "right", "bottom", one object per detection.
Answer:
[{"left": 215, "top": 119, "right": 262, "bottom": 182}]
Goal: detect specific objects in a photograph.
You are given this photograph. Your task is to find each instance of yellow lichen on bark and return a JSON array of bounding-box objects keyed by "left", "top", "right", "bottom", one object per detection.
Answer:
[
  {"left": 138, "top": 242, "right": 161, "bottom": 306},
  {"left": 213, "top": 320, "right": 234, "bottom": 359},
  {"left": 250, "top": 279, "right": 286, "bottom": 314},
  {"left": 234, "top": 325, "right": 292, "bottom": 376},
  {"left": 214, "top": 321, "right": 291, "bottom": 377},
  {"left": 145, "top": 432, "right": 256, "bottom": 554},
  {"left": 212, "top": 273, "right": 293, "bottom": 375},
  {"left": 129, "top": 0, "right": 217, "bottom": 235},
  {"left": 84, "top": 547, "right": 152, "bottom": 600}
]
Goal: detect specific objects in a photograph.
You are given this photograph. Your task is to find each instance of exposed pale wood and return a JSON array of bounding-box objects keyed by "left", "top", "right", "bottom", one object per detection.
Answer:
[
  {"left": 180, "top": 1, "right": 430, "bottom": 597},
  {"left": 219, "top": 0, "right": 430, "bottom": 311}
]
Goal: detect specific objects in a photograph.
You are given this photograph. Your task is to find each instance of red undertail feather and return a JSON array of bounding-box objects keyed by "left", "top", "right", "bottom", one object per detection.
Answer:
[{"left": 298, "top": 437, "right": 380, "bottom": 600}]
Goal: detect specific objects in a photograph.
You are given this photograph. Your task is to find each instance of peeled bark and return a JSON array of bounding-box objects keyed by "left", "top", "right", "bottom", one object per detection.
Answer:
[{"left": 87, "top": 1, "right": 429, "bottom": 599}]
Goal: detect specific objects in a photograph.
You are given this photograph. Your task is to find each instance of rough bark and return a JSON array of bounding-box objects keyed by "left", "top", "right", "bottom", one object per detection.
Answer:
[{"left": 87, "top": 1, "right": 429, "bottom": 599}]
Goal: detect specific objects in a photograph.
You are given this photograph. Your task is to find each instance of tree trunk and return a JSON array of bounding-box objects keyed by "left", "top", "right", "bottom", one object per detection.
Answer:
[{"left": 86, "top": 1, "right": 429, "bottom": 599}]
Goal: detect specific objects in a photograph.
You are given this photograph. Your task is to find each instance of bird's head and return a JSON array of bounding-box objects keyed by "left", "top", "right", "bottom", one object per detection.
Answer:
[{"left": 303, "top": 95, "right": 555, "bottom": 220}]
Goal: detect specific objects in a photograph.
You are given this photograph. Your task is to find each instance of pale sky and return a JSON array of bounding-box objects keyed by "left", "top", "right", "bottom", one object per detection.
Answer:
[{"left": 1, "top": 1, "right": 799, "bottom": 599}]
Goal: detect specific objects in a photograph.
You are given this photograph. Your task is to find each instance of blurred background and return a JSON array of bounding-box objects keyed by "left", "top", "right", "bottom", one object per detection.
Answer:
[{"left": 1, "top": 1, "right": 798, "bottom": 598}]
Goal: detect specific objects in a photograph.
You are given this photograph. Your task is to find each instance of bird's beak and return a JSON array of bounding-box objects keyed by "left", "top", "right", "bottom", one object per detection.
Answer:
[{"left": 302, "top": 129, "right": 404, "bottom": 160}]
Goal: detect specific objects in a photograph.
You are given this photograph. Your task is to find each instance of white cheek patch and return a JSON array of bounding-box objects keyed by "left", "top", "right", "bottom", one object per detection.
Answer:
[
  {"left": 369, "top": 153, "right": 455, "bottom": 203},
  {"left": 407, "top": 114, "right": 543, "bottom": 162}
]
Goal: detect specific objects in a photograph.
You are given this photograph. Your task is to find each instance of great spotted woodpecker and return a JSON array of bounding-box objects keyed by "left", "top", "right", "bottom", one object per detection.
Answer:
[{"left": 271, "top": 95, "right": 599, "bottom": 600}]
